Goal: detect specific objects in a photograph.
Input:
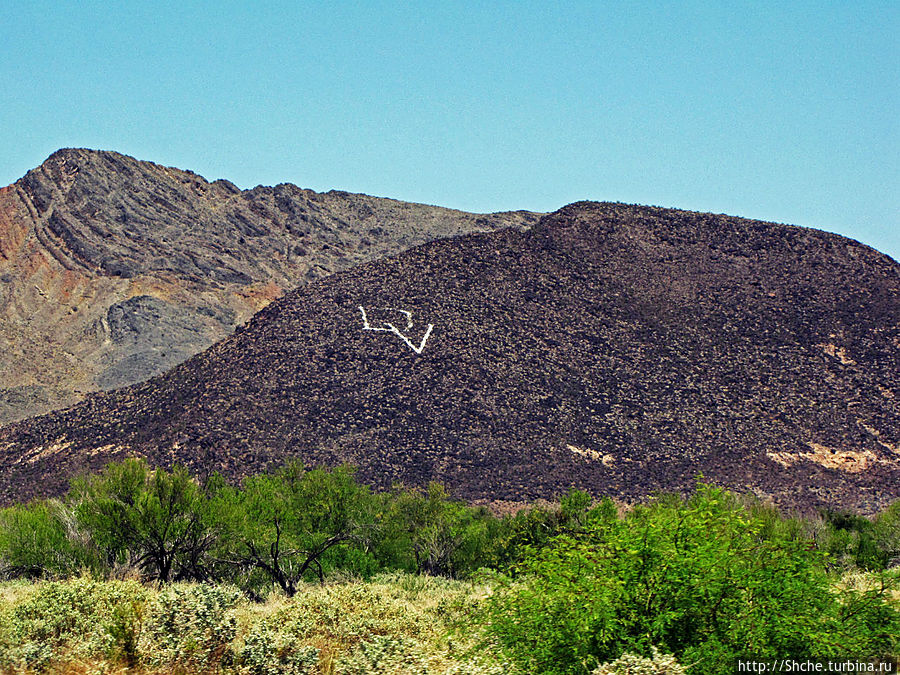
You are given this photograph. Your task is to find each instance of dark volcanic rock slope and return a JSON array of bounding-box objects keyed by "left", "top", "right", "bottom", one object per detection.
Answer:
[
  {"left": 2, "top": 202, "right": 899, "bottom": 512},
  {"left": 0, "top": 149, "right": 539, "bottom": 422}
]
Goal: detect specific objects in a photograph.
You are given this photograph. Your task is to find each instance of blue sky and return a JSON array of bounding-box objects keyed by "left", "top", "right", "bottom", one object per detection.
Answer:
[{"left": 2, "top": 1, "right": 898, "bottom": 259}]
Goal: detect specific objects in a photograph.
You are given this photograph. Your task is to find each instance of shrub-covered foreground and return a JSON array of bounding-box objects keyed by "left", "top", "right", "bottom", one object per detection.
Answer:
[
  {"left": 1, "top": 460, "right": 899, "bottom": 673},
  {"left": 0, "top": 572, "right": 511, "bottom": 674}
]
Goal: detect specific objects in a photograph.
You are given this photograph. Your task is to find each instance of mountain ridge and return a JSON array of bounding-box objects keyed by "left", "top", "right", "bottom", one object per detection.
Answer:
[
  {"left": 3, "top": 200, "right": 898, "bottom": 513},
  {"left": 0, "top": 148, "right": 540, "bottom": 422}
]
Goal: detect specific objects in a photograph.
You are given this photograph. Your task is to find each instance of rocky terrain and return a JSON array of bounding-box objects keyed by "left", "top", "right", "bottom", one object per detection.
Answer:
[
  {"left": 0, "top": 149, "right": 539, "bottom": 422},
  {"left": 2, "top": 201, "right": 898, "bottom": 513}
]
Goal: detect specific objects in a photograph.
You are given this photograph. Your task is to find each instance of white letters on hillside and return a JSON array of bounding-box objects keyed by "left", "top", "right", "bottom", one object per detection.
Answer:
[{"left": 359, "top": 306, "right": 434, "bottom": 354}]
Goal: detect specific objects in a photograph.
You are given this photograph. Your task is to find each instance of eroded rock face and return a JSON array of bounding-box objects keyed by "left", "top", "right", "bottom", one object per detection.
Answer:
[
  {"left": 0, "top": 148, "right": 540, "bottom": 422},
  {"left": 2, "top": 202, "right": 899, "bottom": 513},
  {"left": 95, "top": 295, "right": 231, "bottom": 390}
]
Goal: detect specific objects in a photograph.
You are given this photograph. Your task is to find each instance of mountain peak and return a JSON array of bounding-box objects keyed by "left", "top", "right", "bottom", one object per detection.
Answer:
[
  {"left": 35, "top": 147, "right": 140, "bottom": 178},
  {"left": 0, "top": 151, "right": 541, "bottom": 423}
]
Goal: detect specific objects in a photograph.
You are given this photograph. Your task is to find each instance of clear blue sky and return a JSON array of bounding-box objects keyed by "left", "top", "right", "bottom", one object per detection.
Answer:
[{"left": 2, "top": 1, "right": 898, "bottom": 259}]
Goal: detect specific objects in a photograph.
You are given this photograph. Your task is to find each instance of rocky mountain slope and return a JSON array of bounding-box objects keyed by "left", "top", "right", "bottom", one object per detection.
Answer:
[
  {"left": 2, "top": 202, "right": 898, "bottom": 512},
  {"left": 0, "top": 149, "right": 539, "bottom": 423}
]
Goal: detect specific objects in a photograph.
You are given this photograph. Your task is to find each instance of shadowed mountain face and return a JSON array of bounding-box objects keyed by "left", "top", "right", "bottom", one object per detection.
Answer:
[
  {"left": 2, "top": 202, "right": 899, "bottom": 513},
  {"left": 0, "top": 149, "right": 539, "bottom": 423}
]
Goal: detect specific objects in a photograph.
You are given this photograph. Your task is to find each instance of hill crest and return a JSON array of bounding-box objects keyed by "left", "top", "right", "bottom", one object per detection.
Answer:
[{"left": 2, "top": 200, "right": 898, "bottom": 513}]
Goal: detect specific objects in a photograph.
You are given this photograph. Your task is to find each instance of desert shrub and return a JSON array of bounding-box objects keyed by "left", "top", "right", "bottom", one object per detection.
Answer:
[
  {"left": 0, "top": 572, "right": 513, "bottom": 673},
  {"left": 734, "top": 493, "right": 823, "bottom": 544},
  {"left": 820, "top": 508, "right": 889, "bottom": 570},
  {"left": 276, "top": 582, "right": 424, "bottom": 644},
  {"left": 335, "top": 633, "right": 512, "bottom": 674},
  {"left": 140, "top": 582, "right": 242, "bottom": 668},
  {"left": 486, "top": 484, "right": 900, "bottom": 675},
  {"left": 378, "top": 482, "right": 501, "bottom": 577},
  {"left": 254, "top": 573, "right": 500, "bottom": 671},
  {"left": 236, "top": 622, "right": 319, "bottom": 674},
  {"left": 0, "top": 575, "right": 148, "bottom": 671},
  {"left": 487, "top": 491, "right": 619, "bottom": 573},
  {"left": 0, "top": 459, "right": 529, "bottom": 590},
  {"left": 592, "top": 647, "right": 685, "bottom": 675},
  {"left": 9, "top": 461, "right": 899, "bottom": 674},
  {"left": 106, "top": 594, "right": 145, "bottom": 667},
  {"left": 484, "top": 502, "right": 562, "bottom": 569},
  {"left": 873, "top": 499, "right": 900, "bottom": 568},
  {"left": 337, "top": 635, "right": 428, "bottom": 673}
]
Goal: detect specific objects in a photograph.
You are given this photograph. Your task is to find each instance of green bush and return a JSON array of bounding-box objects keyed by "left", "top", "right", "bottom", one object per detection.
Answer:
[
  {"left": 481, "top": 490, "right": 614, "bottom": 574},
  {"left": 873, "top": 500, "right": 900, "bottom": 567},
  {"left": 378, "top": 482, "right": 500, "bottom": 577},
  {"left": 486, "top": 484, "right": 900, "bottom": 674},
  {"left": 820, "top": 508, "right": 889, "bottom": 570},
  {"left": 209, "top": 462, "right": 379, "bottom": 595},
  {"left": 1, "top": 460, "right": 899, "bottom": 674},
  {"left": 70, "top": 458, "right": 214, "bottom": 582},
  {"left": 0, "top": 499, "right": 95, "bottom": 579},
  {"left": 106, "top": 594, "right": 145, "bottom": 667},
  {"left": 337, "top": 635, "right": 428, "bottom": 674}
]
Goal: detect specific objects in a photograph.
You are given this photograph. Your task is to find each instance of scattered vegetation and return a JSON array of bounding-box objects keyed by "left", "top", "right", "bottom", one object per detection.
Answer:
[{"left": 0, "top": 459, "right": 898, "bottom": 673}]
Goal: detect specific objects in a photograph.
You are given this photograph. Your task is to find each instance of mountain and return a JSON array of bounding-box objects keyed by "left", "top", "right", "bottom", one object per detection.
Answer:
[
  {"left": 0, "top": 149, "right": 539, "bottom": 423},
  {"left": 2, "top": 201, "right": 899, "bottom": 512}
]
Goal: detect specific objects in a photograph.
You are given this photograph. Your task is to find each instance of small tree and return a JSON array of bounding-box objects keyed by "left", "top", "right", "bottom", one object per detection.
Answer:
[
  {"left": 70, "top": 459, "right": 213, "bottom": 582},
  {"left": 820, "top": 508, "right": 888, "bottom": 570},
  {"left": 381, "top": 482, "right": 496, "bottom": 577},
  {"left": 210, "top": 462, "right": 375, "bottom": 595}
]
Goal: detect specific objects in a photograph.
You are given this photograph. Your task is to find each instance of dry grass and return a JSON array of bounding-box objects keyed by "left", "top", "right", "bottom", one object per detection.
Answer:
[{"left": 836, "top": 569, "right": 900, "bottom": 604}]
